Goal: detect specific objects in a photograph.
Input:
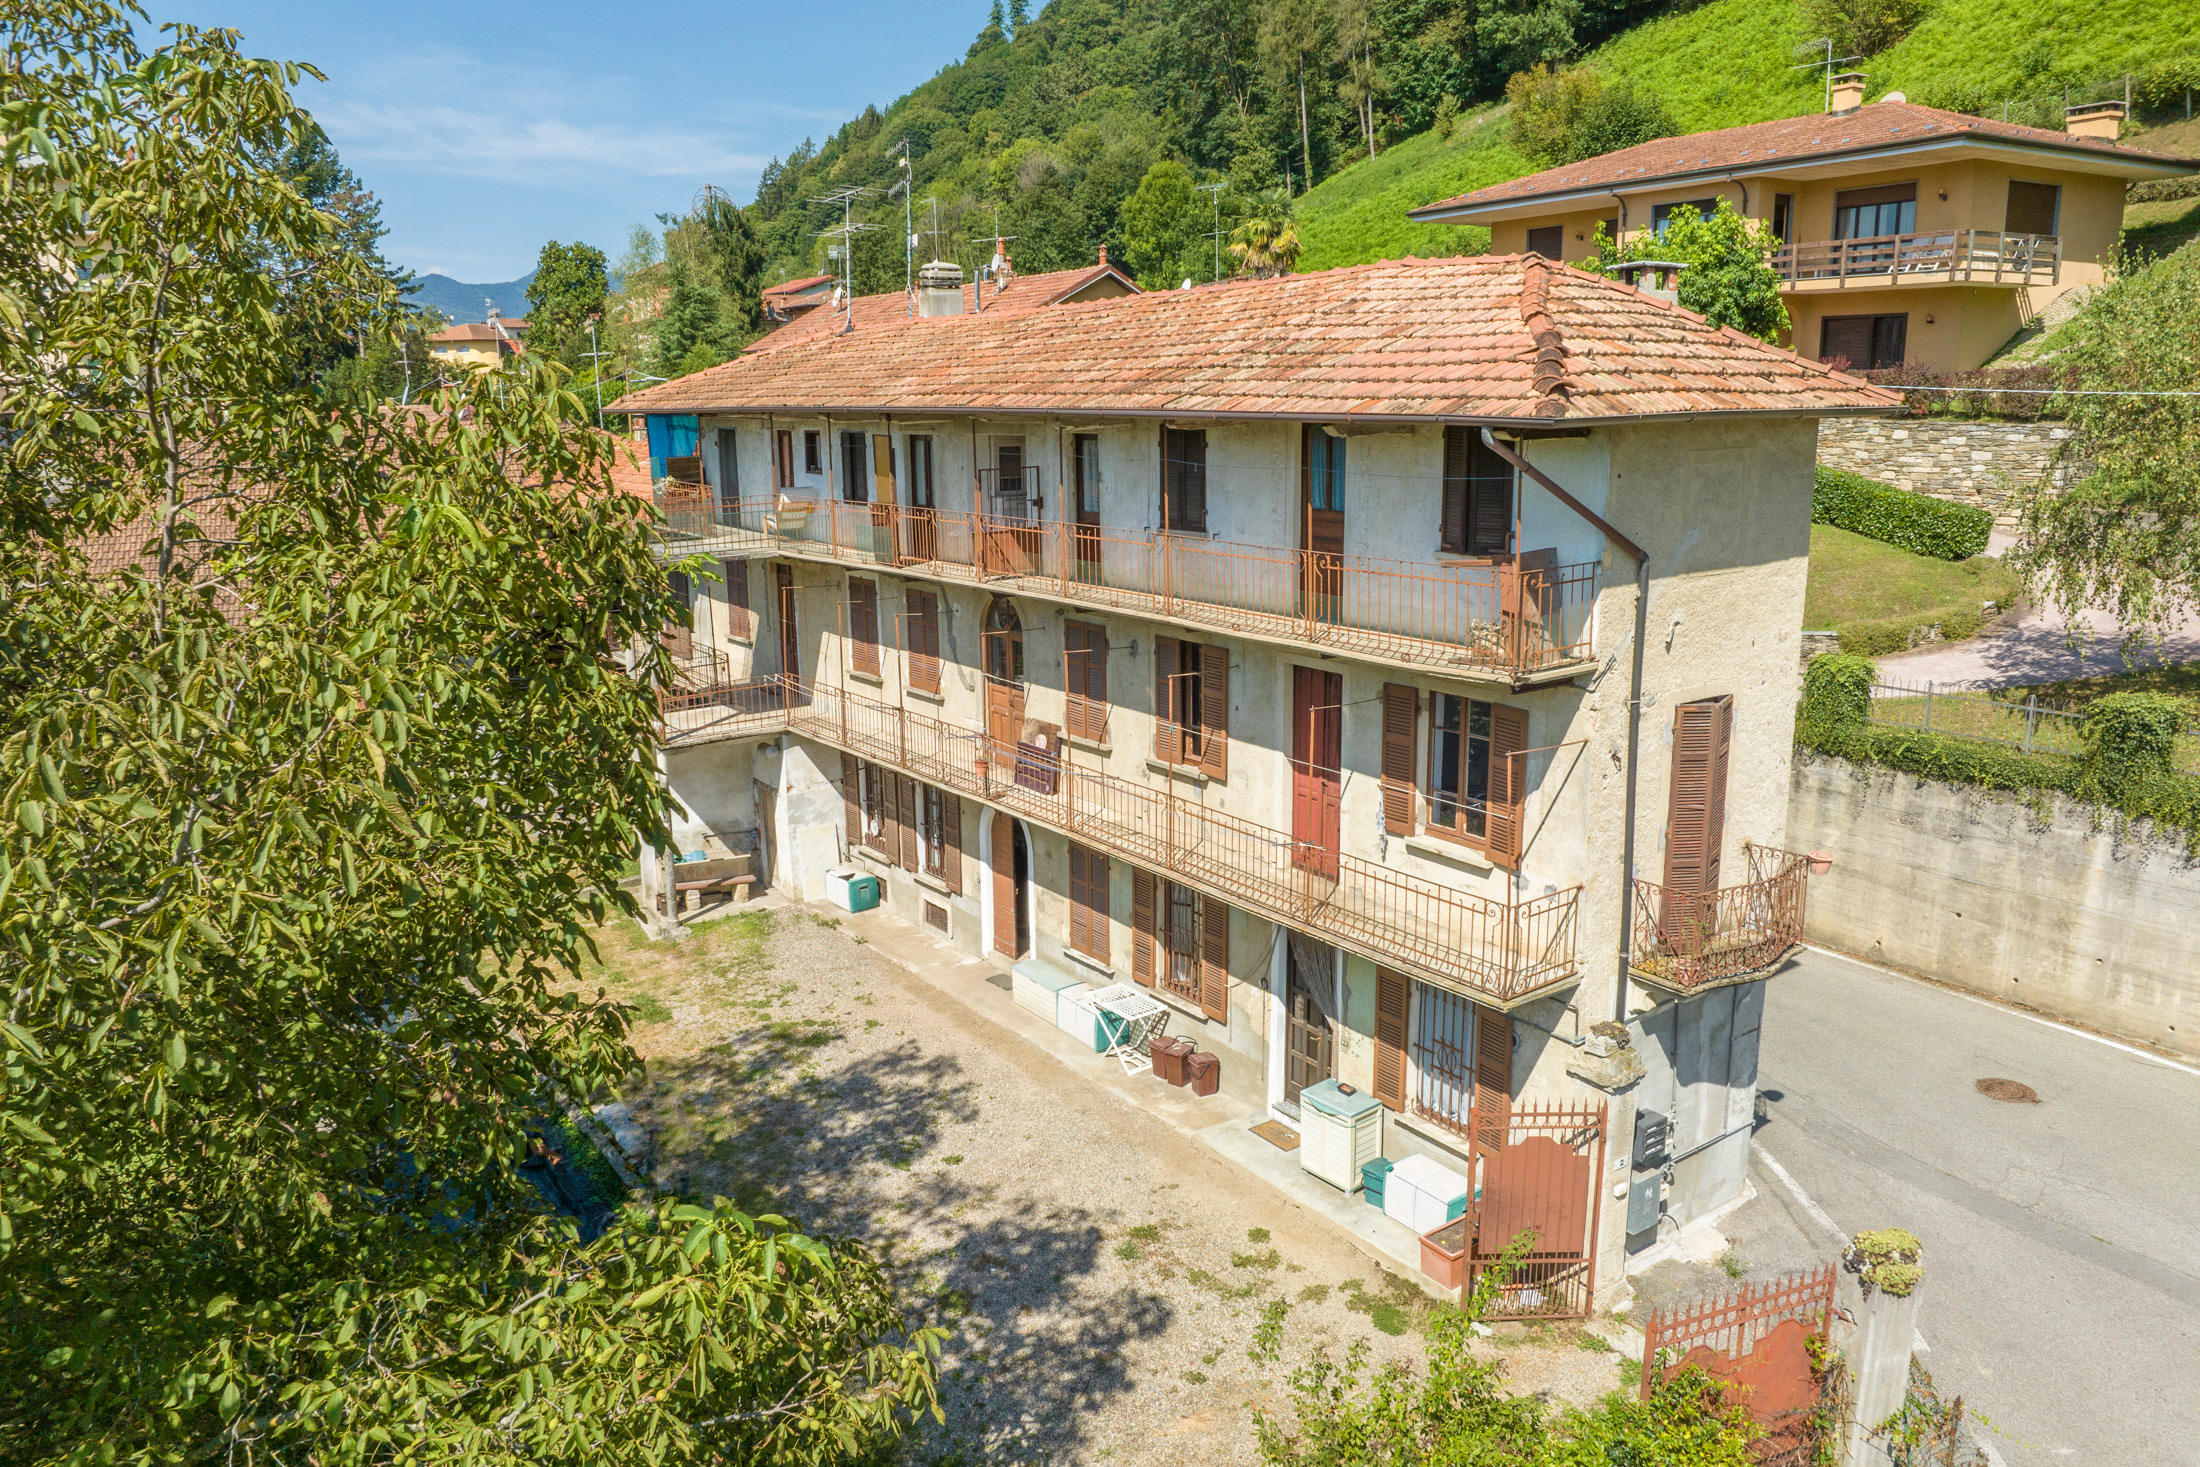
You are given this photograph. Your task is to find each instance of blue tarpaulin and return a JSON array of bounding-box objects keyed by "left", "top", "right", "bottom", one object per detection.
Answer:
[{"left": 644, "top": 414, "right": 699, "bottom": 481}]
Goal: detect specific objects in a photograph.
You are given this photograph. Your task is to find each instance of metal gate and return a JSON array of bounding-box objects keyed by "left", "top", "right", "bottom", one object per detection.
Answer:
[
  {"left": 1641, "top": 1264, "right": 1836, "bottom": 1466},
  {"left": 1463, "top": 1101, "right": 1605, "bottom": 1320}
]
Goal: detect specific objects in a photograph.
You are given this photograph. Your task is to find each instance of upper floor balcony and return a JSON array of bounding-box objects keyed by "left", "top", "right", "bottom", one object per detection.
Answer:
[
  {"left": 653, "top": 491, "right": 1599, "bottom": 686},
  {"left": 656, "top": 670, "right": 1582, "bottom": 1009},
  {"left": 1628, "top": 844, "right": 1809, "bottom": 993},
  {"left": 1772, "top": 230, "right": 2060, "bottom": 291}
]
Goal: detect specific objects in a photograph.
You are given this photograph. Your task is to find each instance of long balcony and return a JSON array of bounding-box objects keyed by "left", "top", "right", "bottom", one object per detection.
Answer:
[
  {"left": 1628, "top": 845, "right": 1809, "bottom": 993},
  {"left": 661, "top": 671, "right": 1582, "bottom": 1009},
  {"left": 655, "top": 496, "right": 1598, "bottom": 685},
  {"left": 1772, "top": 230, "right": 2060, "bottom": 289}
]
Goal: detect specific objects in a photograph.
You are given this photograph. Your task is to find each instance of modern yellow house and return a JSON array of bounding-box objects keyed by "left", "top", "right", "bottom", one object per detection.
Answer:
[
  {"left": 1409, "top": 78, "right": 2197, "bottom": 371},
  {"left": 427, "top": 314, "right": 527, "bottom": 371}
]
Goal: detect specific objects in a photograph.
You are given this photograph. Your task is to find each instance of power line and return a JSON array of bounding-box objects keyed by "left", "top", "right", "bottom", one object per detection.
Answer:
[{"left": 1881, "top": 385, "right": 2200, "bottom": 397}]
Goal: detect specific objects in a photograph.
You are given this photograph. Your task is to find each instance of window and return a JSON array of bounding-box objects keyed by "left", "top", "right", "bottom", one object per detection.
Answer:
[
  {"left": 722, "top": 558, "right": 753, "bottom": 643},
  {"left": 858, "top": 761, "right": 886, "bottom": 845},
  {"left": 1440, "top": 426, "right": 1513, "bottom": 557},
  {"left": 1068, "top": 843, "right": 1109, "bottom": 962},
  {"left": 802, "top": 430, "right": 821, "bottom": 476},
  {"left": 1305, "top": 426, "right": 1346, "bottom": 512},
  {"left": 1598, "top": 217, "right": 1619, "bottom": 249},
  {"left": 1382, "top": 684, "right": 1530, "bottom": 866},
  {"left": 847, "top": 577, "right": 880, "bottom": 677},
  {"left": 905, "top": 434, "right": 935, "bottom": 507},
  {"left": 1771, "top": 193, "right": 1794, "bottom": 245},
  {"left": 1651, "top": 198, "right": 1719, "bottom": 234},
  {"left": 919, "top": 786, "right": 960, "bottom": 889},
  {"left": 839, "top": 430, "right": 869, "bottom": 502},
  {"left": 1429, "top": 693, "right": 1493, "bottom": 840},
  {"left": 1161, "top": 426, "right": 1207, "bottom": 533},
  {"left": 904, "top": 588, "right": 941, "bottom": 693},
  {"left": 1819, "top": 313, "right": 1908, "bottom": 370},
  {"left": 1153, "top": 635, "right": 1227, "bottom": 777},
  {"left": 1411, "top": 983, "right": 1475, "bottom": 1131},
  {"left": 1131, "top": 870, "right": 1228, "bottom": 1020},
  {"left": 2005, "top": 180, "right": 2061, "bottom": 237},
  {"left": 1064, "top": 620, "right": 1108, "bottom": 741},
  {"left": 775, "top": 430, "right": 795, "bottom": 489},
  {"left": 1372, "top": 970, "right": 1513, "bottom": 1141},
  {"left": 1525, "top": 224, "right": 1564, "bottom": 259},
  {"left": 1832, "top": 183, "right": 1916, "bottom": 240}
]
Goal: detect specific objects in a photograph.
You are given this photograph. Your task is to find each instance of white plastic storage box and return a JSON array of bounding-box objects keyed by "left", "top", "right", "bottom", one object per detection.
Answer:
[
  {"left": 1297, "top": 1079, "right": 1384, "bottom": 1192},
  {"left": 1384, "top": 1153, "right": 1471, "bottom": 1236},
  {"left": 824, "top": 867, "right": 879, "bottom": 912},
  {"left": 1011, "top": 960, "right": 1082, "bottom": 1025},
  {"left": 1054, "top": 983, "right": 1102, "bottom": 1048}
]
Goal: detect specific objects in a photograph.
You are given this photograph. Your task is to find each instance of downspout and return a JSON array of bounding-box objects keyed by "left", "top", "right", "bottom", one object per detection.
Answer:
[{"left": 1478, "top": 431, "right": 1649, "bottom": 1027}]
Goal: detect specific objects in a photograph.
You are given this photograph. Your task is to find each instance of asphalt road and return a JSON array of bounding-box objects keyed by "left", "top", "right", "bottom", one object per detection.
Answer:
[{"left": 1751, "top": 947, "right": 2200, "bottom": 1466}]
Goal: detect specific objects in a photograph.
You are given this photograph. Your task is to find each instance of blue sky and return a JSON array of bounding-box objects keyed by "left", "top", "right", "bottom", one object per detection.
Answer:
[{"left": 153, "top": 2, "right": 977, "bottom": 282}]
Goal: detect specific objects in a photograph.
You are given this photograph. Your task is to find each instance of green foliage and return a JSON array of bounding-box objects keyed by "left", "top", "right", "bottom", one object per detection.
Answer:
[
  {"left": 650, "top": 260, "right": 737, "bottom": 379},
  {"left": 1292, "top": 111, "right": 1514, "bottom": 271},
  {"left": 1845, "top": 1228, "right": 1924, "bottom": 1297},
  {"left": 1506, "top": 62, "right": 1677, "bottom": 166},
  {"left": 1806, "top": 525, "right": 2023, "bottom": 655},
  {"left": 527, "top": 239, "right": 610, "bottom": 367},
  {"left": 1590, "top": 199, "right": 1788, "bottom": 341},
  {"left": 1801, "top": 654, "right": 1879, "bottom": 743},
  {"left": 1120, "top": 160, "right": 1212, "bottom": 289},
  {"left": 1812, "top": 467, "right": 1993, "bottom": 561},
  {"left": 2009, "top": 243, "right": 2200, "bottom": 653},
  {"left": 0, "top": 6, "right": 939, "bottom": 1460},
  {"left": 2082, "top": 692, "right": 2187, "bottom": 786},
  {"left": 1800, "top": 0, "right": 1930, "bottom": 57}
]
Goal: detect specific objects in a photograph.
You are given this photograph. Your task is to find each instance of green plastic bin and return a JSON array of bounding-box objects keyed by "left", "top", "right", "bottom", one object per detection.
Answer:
[{"left": 1361, "top": 1156, "right": 1394, "bottom": 1209}]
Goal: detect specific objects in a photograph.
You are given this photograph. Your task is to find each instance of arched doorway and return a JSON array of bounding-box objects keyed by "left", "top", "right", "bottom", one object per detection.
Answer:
[
  {"left": 983, "top": 597, "right": 1025, "bottom": 752},
  {"left": 989, "top": 811, "right": 1031, "bottom": 959}
]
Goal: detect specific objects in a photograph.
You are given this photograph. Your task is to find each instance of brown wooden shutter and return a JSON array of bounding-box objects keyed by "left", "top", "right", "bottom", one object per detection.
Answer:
[
  {"left": 774, "top": 430, "right": 793, "bottom": 488},
  {"left": 840, "top": 754, "right": 861, "bottom": 853},
  {"left": 723, "top": 559, "right": 753, "bottom": 642},
  {"left": 1472, "top": 1006, "right": 1513, "bottom": 1157},
  {"left": 939, "top": 794, "right": 962, "bottom": 893},
  {"left": 1467, "top": 433, "right": 1513, "bottom": 557},
  {"left": 1153, "top": 636, "right": 1182, "bottom": 764},
  {"left": 906, "top": 589, "right": 941, "bottom": 693},
  {"left": 896, "top": 776, "right": 920, "bottom": 871},
  {"left": 1372, "top": 968, "right": 1409, "bottom": 1111},
  {"left": 1440, "top": 426, "right": 1470, "bottom": 554},
  {"left": 1484, "top": 703, "right": 1531, "bottom": 870},
  {"left": 1131, "top": 867, "right": 1157, "bottom": 987},
  {"left": 1819, "top": 316, "right": 1873, "bottom": 368},
  {"left": 990, "top": 811, "right": 1018, "bottom": 957},
  {"left": 1199, "top": 642, "right": 1229, "bottom": 779},
  {"left": 848, "top": 578, "right": 880, "bottom": 676},
  {"left": 1380, "top": 683, "right": 1419, "bottom": 835},
  {"left": 1069, "top": 844, "right": 1109, "bottom": 962},
  {"left": 1199, "top": 895, "right": 1229, "bottom": 1021},
  {"left": 1664, "top": 696, "right": 1732, "bottom": 895},
  {"left": 883, "top": 770, "right": 907, "bottom": 861}
]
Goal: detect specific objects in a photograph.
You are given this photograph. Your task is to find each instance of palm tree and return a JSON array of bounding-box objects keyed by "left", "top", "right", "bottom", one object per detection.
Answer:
[{"left": 1230, "top": 192, "right": 1303, "bottom": 279}]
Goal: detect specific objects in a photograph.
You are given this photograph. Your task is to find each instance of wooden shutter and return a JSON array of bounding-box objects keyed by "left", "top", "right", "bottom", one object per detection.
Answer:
[
  {"left": 1663, "top": 696, "right": 1733, "bottom": 894},
  {"left": 1380, "top": 683, "right": 1418, "bottom": 835},
  {"left": 1199, "top": 895, "right": 1229, "bottom": 1021},
  {"left": 1372, "top": 968, "right": 1409, "bottom": 1111},
  {"left": 1440, "top": 426, "right": 1471, "bottom": 554},
  {"left": 939, "top": 794, "right": 962, "bottom": 894},
  {"left": 723, "top": 559, "right": 752, "bottom": 642},
  {"left": 1525, "top": 224, "right": 1563, "bottom": 260},
  {"left": 840, "top": 754, "right": 861, "bottom": 853},
  {"left": 1069, "top": 844, "right": 1108, "bottom": 962},
  {"left": 847, "top": 578, "right": 881, "bottom": 676},
  {"left": 1471, "top": 1006, "right": 1513, "bottom": 1156},
  {"left": 2005, "top": 180, "right": 2060, "bottom": 236},
  {"left": 906, "top": 589, "right": 940, "bottom": 693},
  {"left": 1468, "top": 433, "right": 1513, "bottom": 557},
  {"left": 1484, "top": 703, "right": 1531, "bottom": 870},
  {"left": 872, "top": 434, "right": 897, "bottom": 503},
  {"left": 896, "top": 776, "right": 920, "bottom": 872},
  {"left": 774, "top": 430, "right": 793, "bottom": 489},
  {"left": 1152, "top": 635, "right": 1182, "bottom": 764},
  {"left": 1065, "top": 621, "right": 1107, "bottom": 742},
  {"left": 1198, "top": 642, "right": 1229, "bottom": 779},
  {"left": 1131, "top": 867, "right": 1157, "bottom": 986},
  {"left": 991, "top": 811, "right": 1018, "bottom": 956}
]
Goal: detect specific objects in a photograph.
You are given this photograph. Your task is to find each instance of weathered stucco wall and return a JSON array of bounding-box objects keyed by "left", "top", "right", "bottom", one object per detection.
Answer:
[
  {"left": 1816, "top": 418, "right": 2072, "bottom": 526},
  {"left": 1789, "top": 752, "right": 2200, "bottom": 1058}
]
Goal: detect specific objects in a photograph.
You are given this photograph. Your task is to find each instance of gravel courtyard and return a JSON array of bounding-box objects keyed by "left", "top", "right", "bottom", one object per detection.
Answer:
[{"left": 581, "top": 899, "right": 1628, "bottom": 1465}]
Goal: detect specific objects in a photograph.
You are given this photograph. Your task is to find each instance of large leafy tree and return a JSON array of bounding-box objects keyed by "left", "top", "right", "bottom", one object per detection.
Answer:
[
  {"left": 527, "top": 238, "right": 611, "bottom": 367},
  {"left": 0, "top": 5, "right": 939, "bottom": 1462},
  {"left": 1120, "top": 159, "right": 1211, "bottom": 289},
  {"left": 1589, "top": 201, "right": 1789, "bottom": 343}
]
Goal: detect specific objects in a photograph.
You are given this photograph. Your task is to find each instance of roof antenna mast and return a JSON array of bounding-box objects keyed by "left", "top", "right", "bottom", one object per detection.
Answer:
[
  {"left": 1791, "top": 38, "right": 1862, "bottom": 112},
  {"left": 1196, "top": 179, "right": 1228, "bottom": 283},
  {"left": 809, "top": 184, "right": 878, "bottom": 334}
]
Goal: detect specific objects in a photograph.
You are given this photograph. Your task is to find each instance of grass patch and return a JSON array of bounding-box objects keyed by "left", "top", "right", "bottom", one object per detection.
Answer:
[
  {"left": 2122, "top": 196, "right": 2200, "bottom": 264},
  {"left": 1114, "top": 1238, "right": 1144, "bottom": 1261},
  {"left": 1187, "top": 1267, "right": 1269, "bottom": 1301},
  {"left": 1297, "top": 1283, "right": 1332, "bottom": 1305},
  {"left": 1339, "top": 1272, "right": 1430, "bottom": 1338},
  {"left": 629, "top": 992, "right": 673, "bottom": 1025},
  {"left": 1246, "top": 1226, "right": 1271, "bottom": 1244},
  {"left": 1230, "top": 1247, "right": 1283, "bottom": 1271},
  {"left": 1125, "top": 1223, "right": 1161, "bottom": 1242},
  {"left": 1719, "top": 1247, "right": 1746, "bottom": 1279},
  {"left": 2025, "top": 661, "right": 2200, "bottom": 718},
  {"left": 1805, "top": 525, "right": 2023, "bottom": 653}
]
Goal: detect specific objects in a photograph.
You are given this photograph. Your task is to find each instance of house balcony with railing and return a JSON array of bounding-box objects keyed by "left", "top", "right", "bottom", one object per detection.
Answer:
[
  {"left": 1772, "top": 230, "right": 2060, "bottom": 290},
  {"left": 656, "top": 669, "right": 1582, "bottom": 1009},
  {"left": 650, "top": 489, "right": 1599, "bottom": 686},
  {"left": 1628, "top": 844, "right": 1809, "bottom": 993}
]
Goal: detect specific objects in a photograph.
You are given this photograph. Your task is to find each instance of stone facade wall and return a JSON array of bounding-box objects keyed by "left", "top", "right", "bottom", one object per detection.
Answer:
[{"left": 1816, "top": 418, "right": 2074, "bottom": 527}]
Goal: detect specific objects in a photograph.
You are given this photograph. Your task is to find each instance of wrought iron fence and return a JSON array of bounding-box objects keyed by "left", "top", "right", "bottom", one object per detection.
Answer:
[
  {"left": 1865, "top": 677, "right": 2200, "bottom": 774},
  {"left": 1630, "top": 844, "right": 1808, "bottom": 991}
]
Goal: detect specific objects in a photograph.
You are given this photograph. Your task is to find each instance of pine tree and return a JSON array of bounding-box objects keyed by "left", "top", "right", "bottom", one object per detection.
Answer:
[{"left": 1008, "top": 0, "right": 1029, "bottom": 37}]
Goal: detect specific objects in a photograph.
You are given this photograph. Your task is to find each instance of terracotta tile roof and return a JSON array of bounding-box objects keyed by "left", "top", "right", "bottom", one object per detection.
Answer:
[
  {"left": 1412, "top": 101, "right": 2198, "bottom": 218},
  {"left": 428, "top": 319, "right": 528, "bottom": 343},
  {"left": 746, "top": 261, "right": 1140, "bottom": 356},
  {"left": 762, "top": 274, "right": 834, "bottom": 297},
  {"left": 610, "top": 254, "right": 1898, "bottom": 424}
]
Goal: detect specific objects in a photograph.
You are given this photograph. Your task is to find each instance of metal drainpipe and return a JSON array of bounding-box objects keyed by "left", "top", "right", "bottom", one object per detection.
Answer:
[{"left": 1477, "top": 431, "right": 1649, "bottom": 1026}]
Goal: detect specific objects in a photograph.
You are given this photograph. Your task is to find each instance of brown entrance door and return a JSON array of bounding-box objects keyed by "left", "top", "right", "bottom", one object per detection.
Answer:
[
  {"left": 1302, "top": 425, "right": 1345, "bottom": 624},
  {"left": 867, "top": 433, "right": 898, "bottom": 563},
  {"left": 983, "top": 598, "right": 1026, "bottom": 755},
  {"left": 1283, "top": 938, "right": 1335, "bottom": 1104},
  {"left": 1072, "top": 432, "right": 1102, "bottom": 583},
  {"left": 991, "top": 811, "right": 1028, "bottom": 958},
  {"left": 981, "top": 440, "right": 1041, "bottom": 576},
  {"left": 1290, "top": 666, "right": 1343, "bottom": 878},
  {"left": 774, "top": 565, "right": 800, "bottom": 691}
]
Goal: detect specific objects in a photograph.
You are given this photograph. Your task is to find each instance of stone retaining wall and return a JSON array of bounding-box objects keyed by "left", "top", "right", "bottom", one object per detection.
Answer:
[{"left": 1817, "top": 419, "right": 2074, "bottom": 527}]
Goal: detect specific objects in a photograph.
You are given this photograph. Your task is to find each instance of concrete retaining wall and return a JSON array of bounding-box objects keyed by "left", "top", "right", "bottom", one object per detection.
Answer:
[
  {"left": 1788, "top": 752, "right": 2200, "bottom": 1058},
  {"left": 1816, "top": 419, "right": 2074, "bottom": 527}
]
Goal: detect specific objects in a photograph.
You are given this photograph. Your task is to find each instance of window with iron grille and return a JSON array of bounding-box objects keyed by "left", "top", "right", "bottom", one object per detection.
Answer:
[
  {"left": 1411, "top": 982, "right": 1475, "bottom": 1134},
  {"left": 921, "top": 786, "right": 947, "bottom": 879},
  {"left": 1161, "top": 880, "right": 1202, "bottom": 1005},
  {"left": 858, "top": 761, "right": 885, "bottom": 845}
]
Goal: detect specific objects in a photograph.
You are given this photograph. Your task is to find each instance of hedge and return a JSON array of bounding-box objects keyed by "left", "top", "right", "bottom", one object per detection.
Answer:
[
  {"left": 1812, "top": 467, "right": 1994, "bottom": 560},
  {"left": 1834, "top": 600, "right": 2003, "bottom": 658},
  {"left": 1797, "top": 653, "right": 2200, "bottom": 848}
]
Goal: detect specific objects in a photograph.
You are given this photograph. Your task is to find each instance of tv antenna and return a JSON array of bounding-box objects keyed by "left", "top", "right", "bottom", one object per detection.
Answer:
[
  {"left": 1791, "top": 38, "right": 1862, "bottom": 112},
  {"left": 691, "top": 183, "right": 734, "bottom": 219},
  {"left": 1196, "top": 179, "right": 1228, "bottom": 282},
  {"left": 809, "top": 185, "right": 879, "bottom": 333},
  {"left": 978, "top": 204, "right": 1016, "bottom": 276},
  {"left": 888, "top": 139, "right": 914, "bottom": 309}
]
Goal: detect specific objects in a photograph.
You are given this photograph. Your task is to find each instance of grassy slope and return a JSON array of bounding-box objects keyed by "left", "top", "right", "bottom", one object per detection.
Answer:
[
  {"left": 1803, "top": 524, "right": 2022, "bottom": 632},
  {"left": 1295, "top": 0, "right": 2200, "bottom": 268}
]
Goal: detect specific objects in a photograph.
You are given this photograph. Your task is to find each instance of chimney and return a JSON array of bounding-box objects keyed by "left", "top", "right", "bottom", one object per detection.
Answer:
[
  {"left": 991, "top": 243, "right": 1012, "bottom": 284},
  {"left": 1098, "top": 243, "right": 1108, "bottom": 267},
  {"left": 2064, "top": 100, "right": 2126, "bottom": 139},
  {"left": 915, "top": 259, "right": 965, "bottom": 318},
  {"left": 1828, "top": 73, "right": 1867, "bottom": 113},
  {"left": 1611, "top": 259, "right": 1688, "bottom": 304}
]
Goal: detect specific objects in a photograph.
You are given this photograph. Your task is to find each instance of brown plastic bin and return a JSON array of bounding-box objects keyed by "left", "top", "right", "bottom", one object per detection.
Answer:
[
  {"left": 1185, "top": 1050, "right": 1220, "bottom": 1096},
  {"left": 1151, "top": 1035, "right": 1192, "bottom": 1086}
]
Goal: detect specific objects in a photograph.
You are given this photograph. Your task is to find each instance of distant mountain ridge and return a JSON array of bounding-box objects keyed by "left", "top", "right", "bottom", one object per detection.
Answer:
[{"left": 407, "top": 271, "right": 535, "bottom": 324}]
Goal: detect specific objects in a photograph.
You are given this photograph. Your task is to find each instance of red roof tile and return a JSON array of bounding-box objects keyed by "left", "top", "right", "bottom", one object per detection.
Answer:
[
  {"left": 429, "top": 319, "right": 528, "bottom": 343},
  {"left": 762, "top": 274, "right": 835, "bottom": 297},
  {"left": 746, "top": 262, "right": 1139, "bottom": 356},
  {"left": 1412, "top": 101, "right": 2197, "bottom": 218},
  {"left": 611, "top": 254, "right": 1897, "bottom": 424}
]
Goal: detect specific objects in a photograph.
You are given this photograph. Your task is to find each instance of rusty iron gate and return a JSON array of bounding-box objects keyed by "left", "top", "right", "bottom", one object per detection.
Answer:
[
  {"left": 1461, "top": 1101, "right": 1606, "bottom": 1320},
  {"left": 1641, "top": 1264, "right": 1837, "bottom": 1465}
]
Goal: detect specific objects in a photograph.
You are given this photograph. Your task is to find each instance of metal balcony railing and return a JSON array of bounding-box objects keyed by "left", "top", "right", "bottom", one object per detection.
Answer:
[
  {"left": 1628, "top": 844, "right": 1809, "bottom": 991},
  {"left": 1771, "top": 230, "right": 2060, "bottom": 287},
  {"left": 657, "top": 671, "right": 1582, "bottom": 1005},
  {"left": 656, "top": 496, "right": 1597, "bottom": 682}
]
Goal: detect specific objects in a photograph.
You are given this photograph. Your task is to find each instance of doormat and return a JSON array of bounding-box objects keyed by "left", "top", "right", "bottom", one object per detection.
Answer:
[
  {"left": 1251, "top": 1120, "right": 1300, "bottom": 1151},
  {"left": 985, "top": 971, "right": 1012, "bottom": 992}
]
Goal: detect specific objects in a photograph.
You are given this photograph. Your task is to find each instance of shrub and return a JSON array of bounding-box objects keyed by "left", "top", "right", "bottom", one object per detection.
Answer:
[
  {"left": 1801, "top": 652, "right": 1876, "bottom": 739},
  {"left": 1835, "top": 600, "right": 2002, "bottom": 657},
  {"left": 1812, "top": 467, "right": 1993, "bottom": 561},
  {"left": 2082, "top": 692, "right": 2186, "bottom": 788},
  {"left": 1504, "top": 64, "right": 1675, "bottom": 167},
  {"left": 1857, "top": 363, "right": 2074, "bottom": 422}
]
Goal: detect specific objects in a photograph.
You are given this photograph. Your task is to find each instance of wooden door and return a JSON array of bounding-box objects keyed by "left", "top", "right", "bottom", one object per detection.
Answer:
[
  {"left": 986, "top": 680, "right": 1026, "bottom": 754},
  {"left": 774, "top": 565, "right": 799, "bottom": 688},
  {"left": 1072, "top": 433, "right": 1102, "bottom": 583},
  {"left": 982, "top": 441, "right": 1041, "bottom": 576},
  {"left": 983, "top": 599, "right": 1025, "bottom": 756},
  {"left": 868, "top": 434, "right": 898, "bottom": 562},
  {"left": 1302, "top": 426, "right": 1345, "bottom": 623},
  {"left": 1283, "top": 940, "right": 1334, "bottom": 1104},
  {"left": 902, "top": 434, "right": 936, "bottom": 564},
  {"left": 991, "top": 811, "right": 1024, "bottom": 958},
  {"left": 1290, "top": 666, "right": 1343, "bottom": 879}
]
